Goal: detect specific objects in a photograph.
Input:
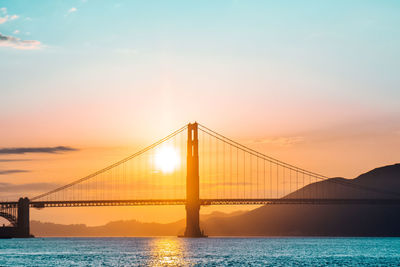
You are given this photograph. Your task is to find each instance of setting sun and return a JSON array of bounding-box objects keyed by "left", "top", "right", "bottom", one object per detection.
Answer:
[{"left": 154, "top": 145, "right": 181, "bottom": 173}]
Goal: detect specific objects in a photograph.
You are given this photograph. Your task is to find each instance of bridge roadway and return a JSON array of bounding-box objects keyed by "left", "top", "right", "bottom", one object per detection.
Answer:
[{"left": 3, "top": 198, "right": 400, "bottom": 209}]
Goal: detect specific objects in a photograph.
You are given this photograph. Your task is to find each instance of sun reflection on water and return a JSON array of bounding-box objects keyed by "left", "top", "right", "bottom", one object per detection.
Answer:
[{"left": 149, "top": 238, "right": 187, "bottom": 266}]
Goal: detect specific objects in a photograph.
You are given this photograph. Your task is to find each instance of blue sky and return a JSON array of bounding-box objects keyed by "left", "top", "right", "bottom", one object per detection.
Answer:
[
  {"left": 2, "top": 1, "right": 400, "bottom": 109},
  {"left": 2, "top": 1, "right": 400, "bottom": 107}
]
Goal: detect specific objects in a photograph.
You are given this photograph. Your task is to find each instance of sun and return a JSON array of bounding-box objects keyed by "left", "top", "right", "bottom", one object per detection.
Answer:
[{"left": 154, "top": 145, "right": 181, "bottom": 173}]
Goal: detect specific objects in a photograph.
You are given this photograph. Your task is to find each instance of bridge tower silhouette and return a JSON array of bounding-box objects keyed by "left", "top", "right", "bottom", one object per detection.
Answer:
[
  {"left": 0, "top": 198, "right": 30, "bottom": 238},
  {"left": 17, "top": 197, "right": 30, "bottom": 238},
  {"left": 184, "top": 122, "right": 205, "bottom": 237}
]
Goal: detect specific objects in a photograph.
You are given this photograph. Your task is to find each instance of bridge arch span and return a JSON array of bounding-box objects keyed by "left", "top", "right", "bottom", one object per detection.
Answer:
[{"left": 0, "top": 211, "right": 17, "bottom": 227}]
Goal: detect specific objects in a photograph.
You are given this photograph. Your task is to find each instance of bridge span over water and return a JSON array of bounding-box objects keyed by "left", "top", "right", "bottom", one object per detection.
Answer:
[{"left": 2, "top": 123, "right": 400, "bottom": 238}]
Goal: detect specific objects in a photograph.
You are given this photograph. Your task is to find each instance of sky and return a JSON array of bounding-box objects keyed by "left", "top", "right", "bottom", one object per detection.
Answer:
[{"left": 0, "top": 0, "right": 400, "bottom": 225}]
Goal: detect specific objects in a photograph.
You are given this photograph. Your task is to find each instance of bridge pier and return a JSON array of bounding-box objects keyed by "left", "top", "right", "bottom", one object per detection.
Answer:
[
  {"left": 183, "top": 123, "right": 206, "bottom": 237},
  {"left": 17, "top": 197, "right": 31, "bottom": 238}
]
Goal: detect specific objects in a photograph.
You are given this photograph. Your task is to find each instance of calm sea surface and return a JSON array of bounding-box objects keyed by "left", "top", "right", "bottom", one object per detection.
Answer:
[{"left": 0, "top": 237, "right": 400, "bottom": 266}]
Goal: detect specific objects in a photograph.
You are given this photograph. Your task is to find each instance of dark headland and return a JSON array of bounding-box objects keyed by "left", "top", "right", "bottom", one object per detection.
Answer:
[{"left": 32, "top": 163, "right": 400, "bottom": 237}]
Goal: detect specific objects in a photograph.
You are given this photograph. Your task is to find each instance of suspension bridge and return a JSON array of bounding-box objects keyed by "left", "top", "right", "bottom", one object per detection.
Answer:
[{"left": 1, "top": 122, "right": 400, "bottom": 238}]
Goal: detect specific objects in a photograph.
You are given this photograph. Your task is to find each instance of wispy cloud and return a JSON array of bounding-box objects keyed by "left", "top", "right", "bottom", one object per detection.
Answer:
[
  {"left": 0, "top": 182, "right": 59, "bottom": 193},
  {"left": 0, "top": 7, "right": 6, "bottom": 24},
  {"left": 247, "top": 136, "right": 305, "bottom": 147},
  {"left": 0, "top": 159, "right": 31, "bottom": 162},
  {"left": 0, "top": 33, "right": 41, "bottom": 50},
  {"left": 66, "top": 7, "right": 77, "bottom": 16},
  {"left": 0, "top": 146, "right": 78, "bottom": 155},
  {"left": 13, "top": 29, "right": 19, "bottom": 34},
  {"left": 0, "top": 7, "right": 19, "bottom": 24},
  {"left": 0, "top": 170, "right": 29, "bottom": 175}
]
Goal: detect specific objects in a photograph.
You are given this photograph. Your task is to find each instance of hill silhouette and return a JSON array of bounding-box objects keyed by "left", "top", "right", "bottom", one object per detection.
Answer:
[
  {"left": 285, "top": 163, "right": 400, "bottom": 199},
  {"left": 31, "top": 211, "right": 246, "bottom": 237},
  {"left": 204, "top": 164, "right": 400, "bottom": 236},
  {"left": 31, "top": 164, "right": 400, "bottom": 236}
]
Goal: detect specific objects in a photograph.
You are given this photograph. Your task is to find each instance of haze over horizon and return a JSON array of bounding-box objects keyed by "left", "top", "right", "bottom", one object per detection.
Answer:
[{"left": 1, "top": 0, "right": 399, "bottom": 225}]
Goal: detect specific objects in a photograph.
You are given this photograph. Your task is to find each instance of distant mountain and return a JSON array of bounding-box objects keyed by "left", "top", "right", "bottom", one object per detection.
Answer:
[
  {"left": 32, "top": 164, "right": 400, "bottom": 237},
  {"left": 31, "top": 219, "right": 185, "bottom": 237},
  {"left": 285, "top": 163, "right": 400, "bottom": 199},
  {"left": 203, "top": 164, "right": 400, "bottom": 236},
  {"left": 31, "top": 210, "right": 246, "bottom": 237}
]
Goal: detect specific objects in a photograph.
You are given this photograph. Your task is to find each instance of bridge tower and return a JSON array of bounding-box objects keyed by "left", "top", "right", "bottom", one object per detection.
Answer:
[
  {"left": 183, "top": 122, "right": 206, "bottom": 237},
  {"left": 17, "top": 197, "right": 30, "bottom": 238}
]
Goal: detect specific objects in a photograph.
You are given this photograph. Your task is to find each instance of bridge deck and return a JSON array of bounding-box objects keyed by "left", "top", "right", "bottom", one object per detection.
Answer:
[{"left": 8, "top": 198, "right": 399, "bottom": 208}]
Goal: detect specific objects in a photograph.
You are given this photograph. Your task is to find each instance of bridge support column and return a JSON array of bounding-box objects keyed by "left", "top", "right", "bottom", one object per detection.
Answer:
[
  {"left": 183, "top": 123, "right": 206, "bottom": 237},
  {"left": 17, "top": 197, "right": 30, "bottom": 238}
]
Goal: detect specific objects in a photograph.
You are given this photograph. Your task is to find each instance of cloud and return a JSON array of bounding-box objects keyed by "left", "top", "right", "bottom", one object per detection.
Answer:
[
  {"left": 0, "top": 170, "right": 29, "bottom": 175},
  {"left": 0, "top": 33, "right": 41, "bottom": 50},
  {"left": 0, "top": 146, "right": 78, "bottom": 155},
  {"left": 66, "top": 7, "right": 77, "bottom": 16},
  {"left": 0, "top": 8, "right": 18, "bottom": 24},
  {"left": 13, "top": 30, "right": 19, "bottom": 34},
  {"left": 0, "top": 182, "right": 60, "bottom": 193},
  {"left": 247, "top": 136, "right": 305, "bottom": 147},
  {"left": 0, "top": 159, "right": 31, "bottom": 162}
]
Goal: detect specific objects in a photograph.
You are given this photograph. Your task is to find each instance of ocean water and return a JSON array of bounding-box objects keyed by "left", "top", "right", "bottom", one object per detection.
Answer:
[{"left": 0, "top": 237, "right": 400, "bottom": 266}]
